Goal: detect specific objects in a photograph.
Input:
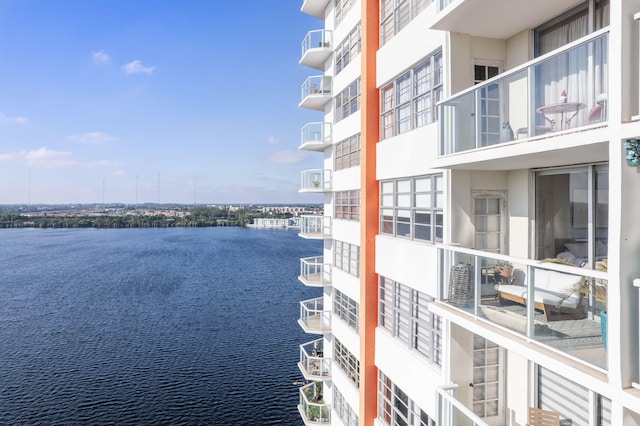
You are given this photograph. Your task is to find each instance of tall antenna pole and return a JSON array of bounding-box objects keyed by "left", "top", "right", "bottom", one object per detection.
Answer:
[{"left": 28, "top": 168, "right": 31, "bottom": 205}]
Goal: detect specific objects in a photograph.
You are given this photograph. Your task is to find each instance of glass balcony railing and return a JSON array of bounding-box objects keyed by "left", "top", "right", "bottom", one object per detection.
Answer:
[
  {"left": 439, "top": 31, "right": 608, "bottom": 155},
  {"left": 298, "top": 297, "right": 331, "bottom": 334},
  {"left": 437, "top": 385, "right": 490, "bottom": 426},
  {"left": 437, "top": 245, "right": 608, "bottom": 370},
  {"left": 300, "top": 169, "right": 331, "bottom": 193},
  {"left": 299, "top": 339, "right": 331, "bottom": 380},
  {"left": 301, "top": 30, "right": 332, "bottom": 70},
  {"left": 298, "top": 382, "right": 331, "bottom": 425},
  {"left": 300, "top": 76, "right": 332, "bottom": 111},
  {"left": 299, "top": 256, "right": 332, "bottom": 287},
  {"left": 299, "top": 215, "right": 331, "bottom": 239},
  {"left": 300, "top": 122, "right": 332, "bottom": 151}
]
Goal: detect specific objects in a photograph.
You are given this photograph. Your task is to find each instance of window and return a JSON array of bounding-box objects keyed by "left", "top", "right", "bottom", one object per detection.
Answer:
[
  {"left": 335, "top": 0, "right": 357, "bottom": 26},
  {"left": 473, "top": 336, "right": 502, "bottom": 419},
  {"left": 334, "top": 338, "right": 359, "bottom": 387},
  {"left": 336, "top": 78, "right": 361, "bottom": 122},
  {"left": 378, "top": 371, "right": 436, "bottom": 426},
  {"left": 380, "top": 174, "right": 444, "bottom": 243},
  {"left": 334, "top": 289, "right": 359, "bottom": 333},
  {"left": 335, "top": 134, "right": 360, "bottom": 171},
  {"left": 333, "top": 388, "right": 359, "bottom": 426},
  {"left": 380, "top": 0, "right": 432, "bottom": 45},
  {"left": 472, "top": 192, "right": 506, "bottom": 254},
  {"left": 535, "top": 0, "right": 609, "bottom": 56},
  {"left": 335, "top": 190, "right": 360, "bottom": 221},
  {"left": 535, "top": 164, "right": 608, "bottom": 267},
  {"left": 334, "top": 240, "right": 360, "bottom": 277},
  {"left": 380, "top": 52, "right": 442, "bottom": 138},
  {"left": 379, "top": 276, "right": 442, "bottom": 366},
  {"left": 336, "top": 23, "right": 361, "bottom": 75}
]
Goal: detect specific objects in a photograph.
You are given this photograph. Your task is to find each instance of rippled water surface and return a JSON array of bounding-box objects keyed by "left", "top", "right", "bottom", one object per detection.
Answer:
[{"left": 0, "top": 227, "right": 319, "bottom": 424}]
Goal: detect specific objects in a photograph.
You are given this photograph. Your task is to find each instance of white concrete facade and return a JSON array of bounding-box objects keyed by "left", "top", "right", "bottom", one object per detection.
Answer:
[{"left": 300, "top": 1, "right": 640, "bottom": 425}]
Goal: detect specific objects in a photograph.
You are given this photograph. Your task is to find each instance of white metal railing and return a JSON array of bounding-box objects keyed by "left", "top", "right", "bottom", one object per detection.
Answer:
[
  {"left": 299, "top": 256, "right": 332, "bottom": 286},
  {"left": 299, "top": 339, "right": 331, "bottom": 380},
  {"left": 301, "top": 29, "right": 332, "bottom": 57},
  {"left": 299, "top": 297, "right": 331, "bottom": 333},
  {"left": 437, "top": 384, "right": 490, "bottom": 426},
  {"left": 301, "top": 75, "right": 332, "bottom": 99},
  {"left": 437, "top": 244, "right": 608, "bottom": 370},
  {"left": 299, "top": 215, "right": 331, "bottom": 238},
  {"left": 439, "top": 30, "right": 609, "bottom": 155},
  {"left": 299, "top": 382, "right": 331, "bottom": 425},
  {"left": 300, "top": 169, "right": 331, "bottom": 192},
  {"left": 301, "top": 122, "right": 332, "bottom": 147}
]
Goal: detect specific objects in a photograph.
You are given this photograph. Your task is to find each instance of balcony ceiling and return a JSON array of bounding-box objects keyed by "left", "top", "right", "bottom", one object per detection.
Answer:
[
  {"left": 300, "top": 0, "right": 329, "bottom": 20},
  {"left": 431, "top": 0, "right": 582, "bottom": 39}
]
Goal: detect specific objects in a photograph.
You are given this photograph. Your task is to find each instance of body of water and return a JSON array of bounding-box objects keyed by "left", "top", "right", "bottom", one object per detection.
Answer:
[{"left": 0, "top": 227, "right": 319, "bottom": 424}]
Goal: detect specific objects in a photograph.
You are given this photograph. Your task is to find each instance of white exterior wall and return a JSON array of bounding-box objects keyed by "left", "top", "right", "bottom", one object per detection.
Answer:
[
  {"left": 375, "top": 329, "right": 444, "bottom": 416},
  {"left": 375, "top": 235, "right": 439, "bottom": 298},
  {"left": 376, "top": 125, "right": 440, "bottom": 180}
]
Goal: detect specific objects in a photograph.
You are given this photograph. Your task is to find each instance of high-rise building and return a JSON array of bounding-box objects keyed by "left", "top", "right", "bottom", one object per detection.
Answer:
[{"left": 296, "top": 1, "right": 640, "bottom": 425}]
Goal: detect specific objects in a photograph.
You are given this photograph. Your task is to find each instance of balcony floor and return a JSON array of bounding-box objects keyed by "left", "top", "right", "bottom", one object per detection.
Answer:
[
  {"left": 464, "top": 297, "right": 606, "bottom": 370},
  {"left": 299, "top": 273, "right": 331, "bottom": 287}
]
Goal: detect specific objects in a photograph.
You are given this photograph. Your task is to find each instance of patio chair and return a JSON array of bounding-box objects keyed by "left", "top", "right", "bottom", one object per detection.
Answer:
[{"left": 528, "top": 407, "right": 560, "bottom": 426}]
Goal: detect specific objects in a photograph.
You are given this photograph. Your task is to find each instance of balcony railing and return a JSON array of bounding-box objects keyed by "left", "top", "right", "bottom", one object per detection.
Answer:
[
  {"left": 437, "top": 385, "right": 489, "bottom": 426},
  {"left": 300, "top": 122, "right": 332, "bottom": 151},
  {"left": 300, "top": 76, "right": 332, "bottom": 111},
  {"left": 299, "top": 215, "right": 331, "bottom": 239},
  {"left": 298, "top": 297, "right": 331, "bottom": 334},
  {"left": 298, "top": 382, "right": 331, "bottom": 425},
  {"left": 437, "top": 244, "right": 608, "bottom": 370},
  {"left": 439, "top": 31, "right": 608, "bottom": 156},
  {"left": 299, "top": 256, "right": 332, "bottom": 287},
  {"left": 299, "top": 339, "right": 331, "bottom": 381},
  {"left": 300, "top": 0, "right": 330, "bottom": 20},
  {"left": 301, "top": 30, "right": 332, "bottom": 70},
  {"left": 300, "top": 169, "right": 331, "bottom": 193}
]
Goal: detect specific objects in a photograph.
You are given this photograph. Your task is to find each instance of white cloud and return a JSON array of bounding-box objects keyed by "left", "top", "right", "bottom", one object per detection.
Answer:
[
  {"left": 92, "top": 50, "right": 111, "bottom": 64},
  {"left": 0, "top": 112, "right": 28, "bottom": 125},
  {"left": 267, "top": 136, "right": 278, "bottom": 145},
  {"left": 23, "top": 147, "right": 76, "bottom": 169},
  {"left": 0, "top": 147, "right": 124, "bottom": 172},
  {"left": 123, "top": 60, "right": 155, "bottom": 75},
  {"left": 267, "top": 150, "right": 309, "bottom": 165},
  {"left": 68, "top": 131, "right": 115, "bottom": 145}
]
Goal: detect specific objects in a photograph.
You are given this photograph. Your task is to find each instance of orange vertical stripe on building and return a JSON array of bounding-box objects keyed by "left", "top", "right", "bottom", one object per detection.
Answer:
[{"left": 360, "top": 0, "right": 379, "bottom": 425}]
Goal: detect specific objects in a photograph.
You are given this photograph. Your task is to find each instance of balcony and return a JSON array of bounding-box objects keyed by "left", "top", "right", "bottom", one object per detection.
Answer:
[
  {"left": 300, "top": 0, "right": 329, "bottom": 20},
  {"left": 439, "top": 31, "right": 608, "bottom": 157},
  {"left": 437, "top": 385, "right": 489, "bottom": 426},
  {"left": 300, "top": 169, "right": 331, "bottom": 193},
  {"left": 299, "top": 215, "right": 331, "bottom": 239},
  {"left": 298, "top": 297, "right": 331, "bottom": 334},
  {"left": 433, "top": 0, "right": 582, "bottom": 39},
  {"left": 300, "top": 30, "right": 332, "bottom": 70},
  {"left": 300, "top": 76, "right": 332, "bottom": 111},
  {"left": 299, "top": 256, "right": 332, "bottom": 287},
  {"left": 298, "top": 339, "right": 331, "bottom": 381},
  {"left": 298, "top": 382, "right": 331, "bottom": 425},
  {"left": 436, "top": 245, "right": 608, "bottom": 370},
  {"left": 300, "top": 122, "right": 332, "bottom": 151}
]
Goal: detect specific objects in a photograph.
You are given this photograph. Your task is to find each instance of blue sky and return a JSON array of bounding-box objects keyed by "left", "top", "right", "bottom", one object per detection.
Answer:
[{"left": 0, "top": 0, "right": 323, "bottom": 204}]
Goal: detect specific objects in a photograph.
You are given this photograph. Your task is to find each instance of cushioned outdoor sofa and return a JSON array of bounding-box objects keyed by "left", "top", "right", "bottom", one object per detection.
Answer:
[{"left": 494, "top": 268, "right": 584, "bottom": 321}]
